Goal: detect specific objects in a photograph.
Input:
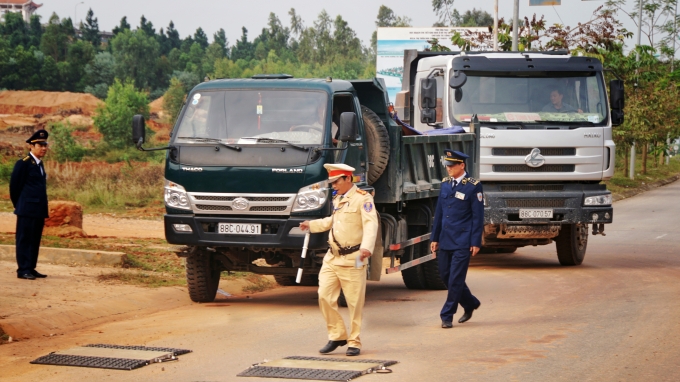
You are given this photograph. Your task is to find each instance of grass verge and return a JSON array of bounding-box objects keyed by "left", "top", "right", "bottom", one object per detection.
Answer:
[{"left": 605, "top": 154, "right": 680, "bottom": 195}]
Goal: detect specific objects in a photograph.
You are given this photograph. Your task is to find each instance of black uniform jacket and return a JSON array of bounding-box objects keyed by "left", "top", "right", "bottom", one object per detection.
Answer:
[{"left": 10, "top": 154, "right": 49, "bottom": 219}]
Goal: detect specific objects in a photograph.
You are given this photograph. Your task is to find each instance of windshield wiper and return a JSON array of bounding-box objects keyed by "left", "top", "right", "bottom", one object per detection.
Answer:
[
  {"left": 480, "top": 121, "right": 528, "bottom": 129},
  {"left": 240, "top": 137, "right": 309, "bottom": 151},
  {"left": 176, "top": 136, "right": 242, "bottom": 151},
  {"left": 538, "top": 120, "right": 597, "bottom": 125}
]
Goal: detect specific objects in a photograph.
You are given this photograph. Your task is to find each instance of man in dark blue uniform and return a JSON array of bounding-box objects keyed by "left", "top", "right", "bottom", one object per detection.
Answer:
[
  {"left": 10, "top": 129, "right": 50, "bottom": 280},
  {"left": 431, "top": 149, "right": 483, "bottom": 328}
]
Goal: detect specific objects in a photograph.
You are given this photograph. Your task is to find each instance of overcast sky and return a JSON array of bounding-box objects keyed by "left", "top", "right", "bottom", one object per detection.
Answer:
[{"left": 37, "top": 0, "right": 646, "bottom": 50}]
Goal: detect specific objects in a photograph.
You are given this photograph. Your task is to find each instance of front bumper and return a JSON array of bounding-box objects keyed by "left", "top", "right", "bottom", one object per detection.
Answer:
[
  {"left": 483, "top": 184, "right": 613, "bottom": 225},
  {"left": 164, "top": 214, "right": 329, "bottom": 250}
]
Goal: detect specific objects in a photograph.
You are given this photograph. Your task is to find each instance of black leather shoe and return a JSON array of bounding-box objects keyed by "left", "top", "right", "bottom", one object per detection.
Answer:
[
  {"left": 458, "top": 303, "right": 481, "bottom": 323},
  {"left": 32, "top": 271, "right": 47, "bottom": 278},
  {"left": 319, "top": 340, "right": 347, "bottom": 354},
  {"left": 346, "top": 347, "right": 360, "bottom": 356},
  {"left": 17, "top": 273, "right": 36, "bottom": 280},
  {"left": 441, "top": 321, "right": 453, "bottom": 329}
]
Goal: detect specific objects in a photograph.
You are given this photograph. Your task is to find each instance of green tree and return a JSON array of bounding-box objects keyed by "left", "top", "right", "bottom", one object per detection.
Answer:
[
  {"left": 27, "top": 14, "right": 42, "bottom": 48},
  {"left": 49, "top": 122, "right": 87, "bottom": 162},
  {"left": 110, "top": 28, "right": 161, "bottom": 89},
  {"left": 81, "top": 8, "right": 101, "bottom": 48},
  {"left": 213, "top": 28, "right": 229, "bottom": 57},
  {"left": 162, "top": 77, "right": 186, "bottom": 122},
  {"left": 112, "top": 16, "right": 130, "bottom": 35},
  {"left": 40, "top": 13, "right": 72, "bottom": 62},
  {"left": 65, "top": 40, "right": 95, "bottom": 91},
  {"left": 193, "top": 27, "right": 209, "bottom": 49},
  {"left": 40, "top": 55, "right": 61, "bottom": 90},
  {"left": 231, "top": 27, "right": 254, "bottom": 61},
  {"left": 1, "top": 11, "right": 29, "bottom": 48},
  {"left": 139, "top": 15, "right": 155, "bottom": 37},
  {"left": 93, "top": 79, "right": 150, "bottom": 149},
  {"left": 84, "top": 51, "right": 115, "bottom": 98}
]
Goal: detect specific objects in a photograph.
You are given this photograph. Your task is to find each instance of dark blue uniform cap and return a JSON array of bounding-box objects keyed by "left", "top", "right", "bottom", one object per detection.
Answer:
[
  {"left": 444, "top": 149, "right": 468, "bottom": 166},
  {"left": 26, "top": 129, "right": 49, "bottom": 145}
]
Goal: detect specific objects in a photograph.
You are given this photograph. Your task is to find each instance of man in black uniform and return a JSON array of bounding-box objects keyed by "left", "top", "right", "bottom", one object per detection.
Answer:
[
  {"left": 431, "top": 150, "right": 483, "bottom": 328},
  {"left": 10, "top": 129, "right": 50, "bottom": 280}
]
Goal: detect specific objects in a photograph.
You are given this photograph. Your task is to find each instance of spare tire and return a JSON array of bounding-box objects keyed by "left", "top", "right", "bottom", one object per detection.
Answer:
[{"left": 361, "top": 105, "right": 390, "bottom": 185}]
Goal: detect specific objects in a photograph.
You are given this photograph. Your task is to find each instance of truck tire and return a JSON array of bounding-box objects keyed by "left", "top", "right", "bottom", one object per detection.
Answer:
[
  {"left": 274, "top": 274, "right": 319, "bottom": 286},
  {"left": 555, "top": 223, "right": 588, "bottom": 266},
  {"left": 422, "top": 243, "right": 447, "bottom": 290},
  {"left": 361, "top": 105, "right": 390, "bottom": 185},
  {"left": 185, "top": 249, "right": 221, "bottom": 302}
]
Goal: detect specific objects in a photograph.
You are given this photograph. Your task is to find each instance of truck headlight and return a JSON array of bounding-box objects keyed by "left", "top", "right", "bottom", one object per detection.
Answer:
[
  {"left": 584, "top": 194, "right": 612, "bottom": 206},
  {"left": 165, "top": 179, "right": 191, "bottom": 210},
  {"left": 292, "top": 180, "right": 329, "bottom": 212}
]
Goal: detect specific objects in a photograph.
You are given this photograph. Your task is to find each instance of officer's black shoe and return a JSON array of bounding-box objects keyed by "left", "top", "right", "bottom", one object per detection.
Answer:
[
  {"left": 32, "top": 270, "right": 47, "bottom": 278},
  {"left": 346, "top": 347, "right": 361, "bottom": 356},
  {"left": 17, "top": 273, "right": 36, "bottom": 280},
  {"left": 458, "top": 303, "right": 481, "bottom": 324},
  {"left": 319, "top": 340, "right": 347, "bottom": 354},
  {"left": 441, "top": 321, "right": 453, "bottom": 329}
]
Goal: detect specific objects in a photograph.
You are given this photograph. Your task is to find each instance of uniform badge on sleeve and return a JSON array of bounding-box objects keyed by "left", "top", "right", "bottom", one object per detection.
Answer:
[
  {"left": 363, "top": 202, "right": 373, "bottom": 212},
  {"left": 477, "top": 192, "right": 483, "bottom": 202}
]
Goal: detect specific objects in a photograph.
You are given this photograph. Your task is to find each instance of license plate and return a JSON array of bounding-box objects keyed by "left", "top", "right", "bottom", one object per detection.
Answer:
[
  {"left": 217, "top": 223, "right": 261, "bottom": 235},
  {"left": 519, "top": 209, "right": 553, "bottom": 219}
]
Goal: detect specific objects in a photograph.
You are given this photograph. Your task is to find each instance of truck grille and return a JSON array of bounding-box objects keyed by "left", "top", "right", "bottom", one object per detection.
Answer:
[
  {"left": 196, "top": 204, "right": 233, "bottom": 211},
  {"left": 500, "top": 185, "right": 564, "bottom": 192},
  {"left": 493, "top": 164, "right": 575, "bottom": 173},
  {"left": 188, "top": 192, "right": 296, "bottom": 215},
  {"left": 506, "top": 199, "right": 565, "bottom": 208},
  {"left": 492, "top": 148, "right": 576, "bottom": 156}
]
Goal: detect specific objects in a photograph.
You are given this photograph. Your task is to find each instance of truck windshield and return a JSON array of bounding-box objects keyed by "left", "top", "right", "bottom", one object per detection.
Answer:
[
  {"left": 449, "top": 72, "right": 607, "bottom": 125},
  {"left": 173, "top": 90, "right": 328, "bottom": 145}
]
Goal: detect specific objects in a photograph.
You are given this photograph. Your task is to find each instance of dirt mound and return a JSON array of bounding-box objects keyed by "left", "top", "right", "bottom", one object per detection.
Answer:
[
  {"left": 44, "top": 201, "right": 87, "bottom": 237},
  {"left": 0, "top": 91, "right": 102, "bottom": 116},
  {"left": 149, "top": 96, "right": 164, "bottom": 114}
]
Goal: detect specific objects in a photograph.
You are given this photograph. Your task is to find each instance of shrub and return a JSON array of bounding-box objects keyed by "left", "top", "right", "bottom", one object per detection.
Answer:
[
  {"left": 93, "top": 79, "right": 149, "bottom": 149},
  {"left": 162, "top": 77, "right": 186, "bottom": 123},
  {"left": 49, "top": 122, "right": 87, "bottom": 162}
]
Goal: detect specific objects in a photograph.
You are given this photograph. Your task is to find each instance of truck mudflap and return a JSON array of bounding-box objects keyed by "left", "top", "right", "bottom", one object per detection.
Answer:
[{"left": 164, "top": 214, "right": 328, "bottom": 250}]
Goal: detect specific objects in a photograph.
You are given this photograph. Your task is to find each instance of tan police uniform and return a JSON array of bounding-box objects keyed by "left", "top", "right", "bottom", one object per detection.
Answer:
[{"left": 309, "top": 181, "right": 379, "bottom": 349}]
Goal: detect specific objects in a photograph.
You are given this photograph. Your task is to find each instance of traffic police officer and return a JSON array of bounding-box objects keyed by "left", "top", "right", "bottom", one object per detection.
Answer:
[
  {"left": 431, "top": 150, "right": 483, "bottom": 328},
  {"left": 299, "top": 164, "right": 379, "bottom": 356},
  {"left": 10, "top": 129, "right": 50, "bottom": 280}
]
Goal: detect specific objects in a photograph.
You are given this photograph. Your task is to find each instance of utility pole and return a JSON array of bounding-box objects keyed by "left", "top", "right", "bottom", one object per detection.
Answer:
[
  {"left": 672, "top": 0, "right": 678, "bottom": 72},
  {"left": 74, "top": 1, "right": 84, "bottom": 28},
  {"left": 630, "top": 0, "right": 644, "bottom": 180},
  {"left": 512, "top": 0, "right": 519, "bottom": 51},
  {"left": 493, "top": 0, "right": 499, "bottom": 51}
]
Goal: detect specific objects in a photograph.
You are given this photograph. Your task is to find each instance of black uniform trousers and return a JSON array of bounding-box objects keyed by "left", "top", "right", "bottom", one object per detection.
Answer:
[
  {"left": 437, "top": 248, "right": 480, "bottom": 322},
  {"left": 15, "top": 215, "right": 45, "bottom": 275}
]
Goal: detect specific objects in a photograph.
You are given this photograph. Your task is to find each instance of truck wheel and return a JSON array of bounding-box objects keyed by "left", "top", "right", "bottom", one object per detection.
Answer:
[
  {"left": 185, "top": 249, "right": 221, "bottom": 302},
  {"left": 274, "top": 274, "right": 319, "bottom": 286},
  {"left": 422, "top": 242, "right": 447, "bottom": 290},
  {"left": 361, "top": 105, "right": 390, "bottom": 185},
  {"left": 555, "top": 223, "right": 588, "bottom": 266}
]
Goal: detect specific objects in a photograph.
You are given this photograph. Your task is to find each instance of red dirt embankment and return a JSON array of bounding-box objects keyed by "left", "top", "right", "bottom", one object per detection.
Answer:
[{"left": 0, "top": 90, "right": 102, "bottom": 116}]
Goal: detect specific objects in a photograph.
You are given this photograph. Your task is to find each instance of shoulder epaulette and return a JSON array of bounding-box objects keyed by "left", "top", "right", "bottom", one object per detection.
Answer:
[
  {"left": 463, "top": 177, "right": 480, "bottom": 186},
  {"left": 22, "top": 155, "right": 31, "bottom": 162},
  {"left": 442, "top": 177, "right": 451, "bottom": 182},
  {"left": 356, "top": 189, "right": 367, "bottom": 195}
]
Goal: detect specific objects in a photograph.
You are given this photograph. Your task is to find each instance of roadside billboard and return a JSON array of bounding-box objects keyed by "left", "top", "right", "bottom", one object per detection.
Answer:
[{"left": 376, "top": 27, "right": 486, "bottom": 103}]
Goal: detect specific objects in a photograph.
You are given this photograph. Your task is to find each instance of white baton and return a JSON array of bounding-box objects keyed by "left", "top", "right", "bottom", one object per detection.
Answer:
[{"left": 295, "top": 232, "right": 311, "bottom": 284}]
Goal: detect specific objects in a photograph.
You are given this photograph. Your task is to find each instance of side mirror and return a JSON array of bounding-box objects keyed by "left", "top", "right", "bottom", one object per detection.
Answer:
[
  {"left": 132, "top": 114, "right": 146, "bottom": 148},
  {"left": 609, "top": 80, "right": 624, "bottom": 109},
  {"left": 420, "top": 78, "right": 437, "bottom": 108},
  {"left": 609, "top": 80, "right": 624, "bottom": 126},
  {"left": 449, "top": 70, "right": 467, "bottom": 89},
  {"left": 420, "top": 78, "right": 437, "bottom": 124},
  {"left": 339, "top": 112, "right": 357, "bottom": 142}
]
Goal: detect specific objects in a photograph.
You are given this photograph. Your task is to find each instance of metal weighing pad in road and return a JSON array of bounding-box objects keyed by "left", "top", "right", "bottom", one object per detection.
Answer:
[
  {"left": 238, "top": 355, "right": 398, "bottom": 381},
  {"left": 30, "top": 344, "right": 192, "bottom": 370}
]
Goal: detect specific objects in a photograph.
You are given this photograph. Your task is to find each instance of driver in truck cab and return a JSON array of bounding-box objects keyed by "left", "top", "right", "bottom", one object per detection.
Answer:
[{"left": 542, "top": 87, "right": 583, "bottom": 113}]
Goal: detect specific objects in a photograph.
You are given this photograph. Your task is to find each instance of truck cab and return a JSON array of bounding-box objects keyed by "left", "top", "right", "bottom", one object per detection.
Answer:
[{"left": 400, "top": 51, "right": 623, "bottom": 265}]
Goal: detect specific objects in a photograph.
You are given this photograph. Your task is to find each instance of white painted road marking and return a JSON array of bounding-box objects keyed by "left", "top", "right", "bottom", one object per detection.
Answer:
[{"left": 656, "top": 234, "right": 667, "bottom": 239}]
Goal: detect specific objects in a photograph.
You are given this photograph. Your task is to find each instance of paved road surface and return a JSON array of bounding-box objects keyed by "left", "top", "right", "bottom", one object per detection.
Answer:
[{"left": 2, "top": 181, "right": 679, "bottom": 381}]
